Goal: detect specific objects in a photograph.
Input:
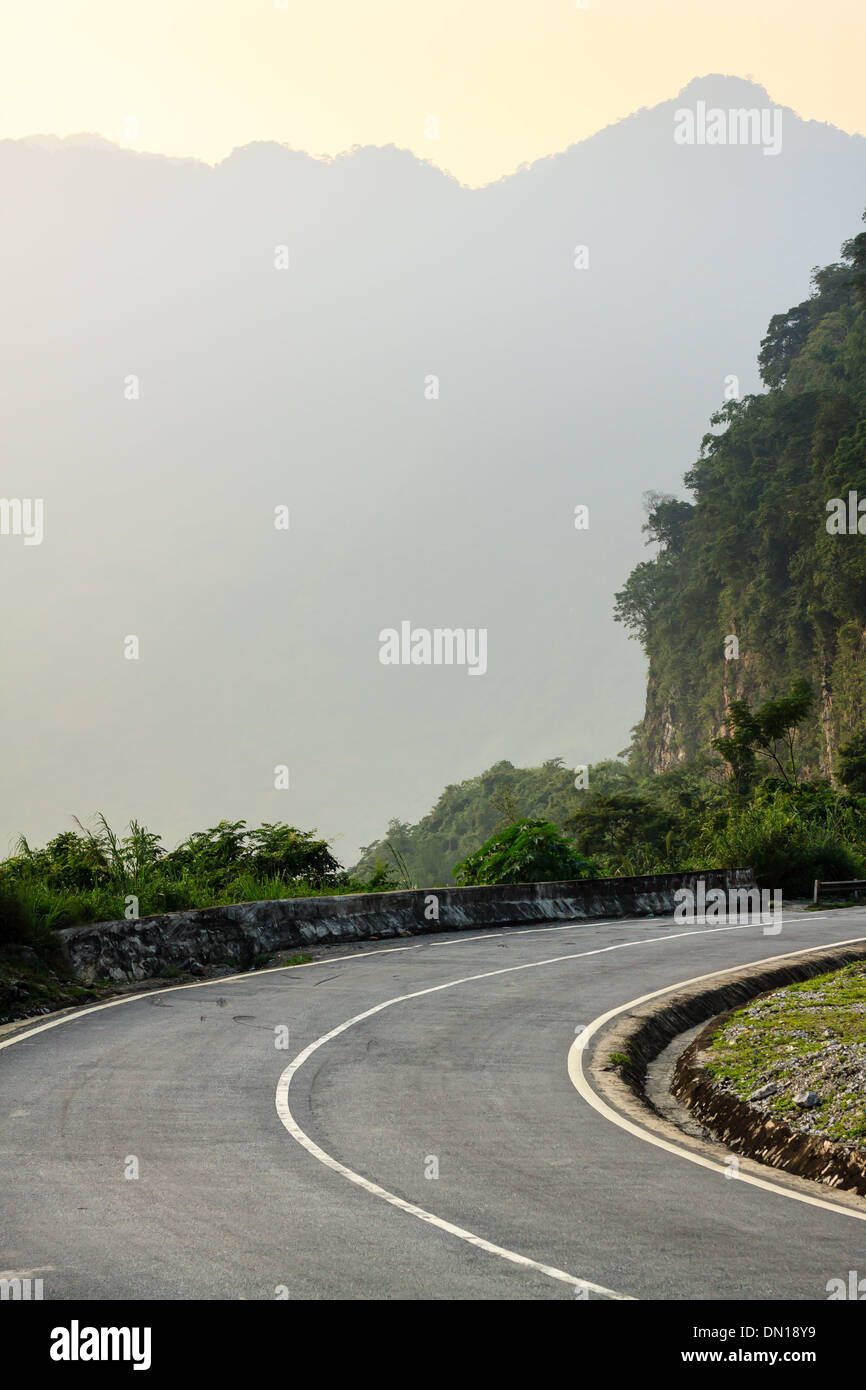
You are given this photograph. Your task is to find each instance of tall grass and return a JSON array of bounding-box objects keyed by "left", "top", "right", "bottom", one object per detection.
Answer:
[
  {"left": 575, "top": 786, "right": 866, "bottom": 894},
  {"left": 5, "top": 787, "right": 865, "bottom": 951},
  {"left": 692, "top": 792, "right": 866, "bottom": 896},
  {"left": 0, "top": 815, "right": 399, "bottom": 944}
]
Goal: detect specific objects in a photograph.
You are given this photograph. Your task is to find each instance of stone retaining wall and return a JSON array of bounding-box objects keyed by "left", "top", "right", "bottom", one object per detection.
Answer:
[{"left": 59, "top": 868, "right": 754, "bottom": 983}]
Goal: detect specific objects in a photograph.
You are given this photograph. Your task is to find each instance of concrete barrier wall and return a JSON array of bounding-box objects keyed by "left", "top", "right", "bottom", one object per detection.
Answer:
[{"left": 60, "top": 868, "right": 755, "bottom": 983}]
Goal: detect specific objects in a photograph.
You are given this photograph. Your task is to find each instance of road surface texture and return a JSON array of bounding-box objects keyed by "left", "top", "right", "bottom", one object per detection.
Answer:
[{"left": 2, "top": 908, "right": 866, "bottom": 1300}]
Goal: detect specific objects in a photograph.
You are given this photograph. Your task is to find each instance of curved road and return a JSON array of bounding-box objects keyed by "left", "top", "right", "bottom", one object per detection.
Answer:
[{"left": 2, "top": 910, "right": 866, "bottom": 1300}]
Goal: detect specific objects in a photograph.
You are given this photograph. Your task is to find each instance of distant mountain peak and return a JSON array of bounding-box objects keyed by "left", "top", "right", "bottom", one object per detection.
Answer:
[{"left": 674, "top": 74, "right": 774, "bottom": 106}]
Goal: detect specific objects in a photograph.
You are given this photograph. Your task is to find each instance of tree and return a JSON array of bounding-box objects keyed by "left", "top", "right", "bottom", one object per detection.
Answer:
[
  {"left": 248, "top": 824, "right": 341, "bottom": 885},
  {"left": 566, "top": 793, "right": 678, "bottom": 859},
  {"left": 641, "top": 491, "right": 694, "bottom": 553},
  {"left": 489, "top": 785, "right": 520, "bottom": 828},
  {"left": 758, "top": 302, "right": 811, "bottom": 389},
  {"left": 712, "top": 680, "right": 814, "bottom": 789},
  {"left": 613, "top": 561, "right": 662, "bottom": 642},
  {"left": 836, "top": 732, "right": 866, "bottom": 794}
]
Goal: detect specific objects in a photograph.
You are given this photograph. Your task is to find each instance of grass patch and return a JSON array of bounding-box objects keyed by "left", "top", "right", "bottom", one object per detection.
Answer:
[
  {"left": 806, "top": 896, "right": 863, "bottom": 911},
  {"left": 703, "top": 961, "right": 866, "bottom": 1146}
]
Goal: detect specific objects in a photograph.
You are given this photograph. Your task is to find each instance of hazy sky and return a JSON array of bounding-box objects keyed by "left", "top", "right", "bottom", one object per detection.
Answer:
[
  {"left": 4, "top": 7, "right": 866, "bottom": 868},
  {"left": 3, "top": 0, "right": 865, "bottom": 184},
  {"left": 3, "top": 75, "right": 865, "bottom": 863}
]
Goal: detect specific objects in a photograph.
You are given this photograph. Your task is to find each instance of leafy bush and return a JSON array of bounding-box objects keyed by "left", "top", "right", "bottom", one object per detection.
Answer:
[
  {"left": 0, "top": 874, "right": 62, "bottom": 955},
  {"left": 247, "top": 823, "right": 341, "bottom": 884},
  {"left": 0, "top": 814, "right": 387, "bottom": 938},
  {"left": 161, "top": 820, "right": 341, "bottom": 889},
  {"left": 353, "top": 858, "right": 402, "bottom": 891},
  {"left": 0, "top": 877, "right": 34, "bottom": 945},
  {"left": 453, "top": 819, "right": 598, "bottom": 886},
  {"left": 693, "top": 791, "right": 865, "bottom": 897}
]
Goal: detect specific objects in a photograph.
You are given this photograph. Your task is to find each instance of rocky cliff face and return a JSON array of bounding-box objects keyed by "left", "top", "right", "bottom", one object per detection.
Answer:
[{"left": 636, "top": 635, "right": 865, "bottom": 780}]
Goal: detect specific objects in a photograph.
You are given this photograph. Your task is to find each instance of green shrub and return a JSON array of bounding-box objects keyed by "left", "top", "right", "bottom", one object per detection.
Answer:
[
  {"left": 0, "top": 877, "right": 33, "bottom": 945},
  {"left": 453, "top": 818, "right": 598, "bottom": 886},
  {"left": 0, "top": 875, "right": 62, "bottom": 955},
  {"left": 694, "top": 792, "right": 865, "bottom": 896}
]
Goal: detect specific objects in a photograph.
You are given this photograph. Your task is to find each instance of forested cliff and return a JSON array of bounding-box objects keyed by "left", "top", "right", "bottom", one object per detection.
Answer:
[
  {"left": 615, "top": 211, "right": 866, "bottom": 777},
  {"left": 353, "top": 214, "right": 866, "bottom": 890}
]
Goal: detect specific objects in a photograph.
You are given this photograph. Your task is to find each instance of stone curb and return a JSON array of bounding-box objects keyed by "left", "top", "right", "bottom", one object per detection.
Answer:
[{"left": 591, "top": 940, "right": 866, "bottom": 1196}]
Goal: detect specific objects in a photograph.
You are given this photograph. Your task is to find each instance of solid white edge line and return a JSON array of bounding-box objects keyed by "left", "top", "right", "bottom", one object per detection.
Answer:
[
  {"left": 568, "top": 935, "right": 866, "bottom": 1222},
  {"left": 0, "top": 908, "right": 848, "bottom": 1055},
  {"left": 2, "top": 909, "right": 788, "bottom": 1053},
  {"left": 274, "top": 919, "right": 817, "bottom": 1299},
  {"left": 2, "top": 912, "right": 859, "bottom": 1293}
]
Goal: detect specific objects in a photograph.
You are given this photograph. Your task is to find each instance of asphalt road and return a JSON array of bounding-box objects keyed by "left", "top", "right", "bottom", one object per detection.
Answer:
[{"left": 2, "top": 908, "right": 866, "bottom": 1300}]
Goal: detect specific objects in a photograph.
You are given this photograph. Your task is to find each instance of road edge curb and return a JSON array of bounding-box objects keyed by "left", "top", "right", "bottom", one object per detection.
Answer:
[{"left": 588, "top": 939, "right": 866, "bottom": 1205}]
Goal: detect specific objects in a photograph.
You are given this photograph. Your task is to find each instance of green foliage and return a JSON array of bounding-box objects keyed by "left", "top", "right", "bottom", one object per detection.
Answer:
[
  {"left": 162, "top": 820, "right": 247, "bottom": 884},
  {"left": 711, "top": 679, "right": 814, "bottom": 789},
  {"left": 453, "top": 818, "right": 598, "bottom": 886},
  {"left": 692, "top": 789, "right": 865, "bottom": 897},
  {"left": 0, "top": 875, "right": 61, "bottom": 958},
  {"left": 353, "top": 758, "right": 595, "bottom": 886},
  {"left": 385, "top": 748, "right": 866, "bottom": 897},
  {"left": 837, "top": 731, "right": 866, "bottom": 794},
  {"left": 382, "top": 840, "right": 414, "bottom": 889},
  {"left": 0, "top": 877, "right": 35, "bottom": 946},
  {"left": 567, "top": 793, "right": 679, "bottom": 863},
  {"left": 358, "top": 858, "right": 403, "bottom": 891},
  {"left": 167, "top": 821, "right": 342, "bottom": 887},
  {"left": 354, "top": 753, "right": 713, "bottom": 883},
  {"left": 615, "top": 209, "right": 866, "bottom": 777},
  {"left": 0, "top": 813, "right": 388, "bottom": 940}
]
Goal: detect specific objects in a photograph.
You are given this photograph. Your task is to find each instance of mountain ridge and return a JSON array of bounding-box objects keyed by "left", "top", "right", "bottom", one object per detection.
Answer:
[{"left": 6, "top": 74, "right": 863, "bottom": 188}]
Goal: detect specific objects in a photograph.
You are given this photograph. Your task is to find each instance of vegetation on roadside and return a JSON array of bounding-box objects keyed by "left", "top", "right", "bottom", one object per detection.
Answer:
[
  {"left": 453, "top": 819, "right": 597, "bottom": 886},
  {"left": 703, "top": 962, "right": 866, "bottom": 1148},
  {"left": 8, "top": 660, "right": 860, "bottom": 950},
  {"left": 0, "top": 815, "right": 401, "bottom": 946},
  {"left": 353, "top": 684, "right": 866, "bottom": 892}
]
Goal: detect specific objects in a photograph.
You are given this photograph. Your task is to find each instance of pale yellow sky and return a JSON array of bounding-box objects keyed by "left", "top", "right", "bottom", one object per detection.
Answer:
[{"left": 2, "top": 0, "right": 864, "bottom": 185}]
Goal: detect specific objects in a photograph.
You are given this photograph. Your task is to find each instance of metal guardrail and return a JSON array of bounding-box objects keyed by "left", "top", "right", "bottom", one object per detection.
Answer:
[{"left": 813, "top": 878, "right": 866, "bottom": 904}]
